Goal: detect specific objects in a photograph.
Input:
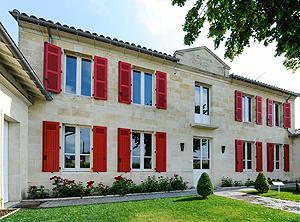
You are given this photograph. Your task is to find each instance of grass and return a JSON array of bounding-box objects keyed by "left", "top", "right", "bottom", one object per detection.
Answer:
[
  {"left": 3, "top": 195, "right": 300, "bottom": 222},
  {"left": 247, "top": 187, "right": 300, "bottom": 202}
]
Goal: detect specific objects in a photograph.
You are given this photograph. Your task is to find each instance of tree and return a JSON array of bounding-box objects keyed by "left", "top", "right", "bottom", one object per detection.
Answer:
[
  {"left": 254, "top": 173, "right": 269, "bottom": 193},
  {"left": 171, "top": 0, "right": 300, "bottom": 71},
  {"left": 197, "top": 172, "right": 213, "bottom": 198}
]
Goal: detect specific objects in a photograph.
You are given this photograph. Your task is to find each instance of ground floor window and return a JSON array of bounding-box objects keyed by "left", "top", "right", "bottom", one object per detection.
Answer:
[
  {"left": 243, "top": 142, "right": 252, "bottom": 170},
  {"left": 274, "top": 144, "right": 281, "bottom": 170},
  {"left": 193, "top": 138, "right": 210, "bottom": 169},
  {"left": 63, "top": 125, "right": 91, "bottom": 170},
  {"left": 131, "top": 131, "right": 153, "bottom": 170}
]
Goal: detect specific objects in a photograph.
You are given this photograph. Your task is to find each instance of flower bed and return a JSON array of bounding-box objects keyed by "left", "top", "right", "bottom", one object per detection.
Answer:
[{"left": 28, "top": 175, "right": 188, "bottom": 199}]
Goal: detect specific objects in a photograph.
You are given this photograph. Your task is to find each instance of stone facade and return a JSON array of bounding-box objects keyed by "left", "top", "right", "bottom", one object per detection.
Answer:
[{"left": 16, "top": 20, "right": 298, "bottom": 197}]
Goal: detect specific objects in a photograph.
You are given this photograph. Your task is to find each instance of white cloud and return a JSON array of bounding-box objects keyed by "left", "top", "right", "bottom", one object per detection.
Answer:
[{"left": 88, "top": 0, "right": 109, "bottom": 16}]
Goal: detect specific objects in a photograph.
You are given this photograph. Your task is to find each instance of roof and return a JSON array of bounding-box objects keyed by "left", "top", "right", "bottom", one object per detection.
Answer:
[
  {"left": 229, "top": 74, "right": 300, "bottom": 97},
  {"left": 174, "top": 46, "right": 231, "bottom": 70},
  {"left": 0, "top": 22, "right": 52, "bottom": 101},
  {"left": 10, "top": 9, "right": 179, "bottom": 63},
  {"left": 288, "top": 129, "right": 300, "bottom": 138}
]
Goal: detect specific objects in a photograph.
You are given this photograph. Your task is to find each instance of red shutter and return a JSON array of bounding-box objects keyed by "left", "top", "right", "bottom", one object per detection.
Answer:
[
  {"left": 118, "top": 128, "right": 131, "bottom": 172},
  {"left": 284, "top": 144, "right": 290, "bottom": 172},
  {"left": 94, "top": 56, "right": 108, "bottom": 100},
  {"left": 235, "top": 90, "right": 243, "bottom": 122},
  {"left": 235, "top": 139, "right": 243, "bottom": 172},
  {"left": 283, "top": 102, "right": 291, "bottom": 129},
  {"left": 256, "top": 96, "right": 262, "bottom": 125},
  {"left": 266, "top": 99, "right": 273, "bottom": 126},
  {"left": 156, "top": 71, "right": 167, "bottom": 109},
  {"left": 267, "top": 143, "right": 274, "bottom": 172},
  {"left": 256, "top": 141, "right": 263, "bottom": 172},
  {"left": 42, "top": 121, "right": 60, "bottom": 172},
  {"left": 118, "top": 61, "right": 131, "bottom": 104},
  {"left": 44, "top": 42, "right": 61, "bottom": 93},
  {"left": 156, "top": 132, "right": 167, "bottom": 172},
  {"left": 93, "top": 126, "right": 107, "bottom": 172}
]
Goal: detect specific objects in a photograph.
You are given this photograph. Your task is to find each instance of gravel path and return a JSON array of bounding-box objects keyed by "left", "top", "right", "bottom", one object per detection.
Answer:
[{"left": 215, "top": 188, "right": 300, "bottom": 215}]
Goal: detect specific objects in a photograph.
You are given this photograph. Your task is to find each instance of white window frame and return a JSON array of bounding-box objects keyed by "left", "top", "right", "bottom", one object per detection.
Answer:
[
  {"left": 242, "top": 95, "right": 252, "bottom": 123},
  {"left": 131, "top": 131, "right": 154, "bottom": 171},
  {"left": 195, "top": 84, "right": 210, "bottom": 124},
  {"left": 132, "top": 70, "right": 154, "bottom": 107},
  {"left": 62, "top": 125, "right": 92, "bottom": 171},
  {"left": 193, "top": 137, "right": 210, "bottom": 170},
  {"left": 273, "top": 102, "right": 281, "bottom": 127},
  {"left": 64, "top": 54, "right": 93, "bottom": 97},
  {"left": 243, "top": 141, "right": 253, "bottom": 171},
  {"left": 274, "top": 144, "right": 281, "bottom": 170}
]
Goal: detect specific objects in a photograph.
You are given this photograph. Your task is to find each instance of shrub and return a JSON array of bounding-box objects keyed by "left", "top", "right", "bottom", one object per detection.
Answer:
[
  {"left": 50, "top": 176, "right": 85, "bottom": 197},
  {"left": 254, "top": 173, "right": 269, "bottom": 193},
  {"left": 221, "top": 177, "right": 233, "bottom": 187},
  {"left": 28, "top": 185, "right": 49, "bottom": 199},
  {"left": 234, "top": 180, "right": 243, "bottom": 187},
  {"left": 93, "top": 182, "right": 111, "bottom": 196},
  {"left": 170, "top": 174, "right": 188, "bottom": 190},
  {"left": 157, "top": 176, "right": 172, "bottom": 192},
  {"left": 197, "top": 172, "right": 213, "bottom": 199},
  {"left": 110, "top": 175, "right": 135, "bottom": 196},
  {"left": 245, "top": 178, "right": 255, "bottom": 187},
  {"left": 137, "top": 176, "right": 159, "bottom": 193}
]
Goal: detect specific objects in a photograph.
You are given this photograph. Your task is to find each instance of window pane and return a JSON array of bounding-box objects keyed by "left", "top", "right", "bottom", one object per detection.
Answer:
[
  {"left": 202, "top": 87, "right": 209, "bottom": 115},
  {"left": 80, "top": 127, "right": 90, "bottom": 154},
  {"left": 274, "top": 104, "right": 280, "bottom": 126},
  {"left": 276, "top": 162, "right": 280, "bottom": 169},
  {"left": 243, "top": 143, "right": 246, "bottom": 159},
  {"left": 65, "top": 126, "right": 75, "bottom": 153},
  {"left": 247, "top": 161, "right": 252, "bottom": 169},
  {"left": 144, "top": 158, "right": 152, "bottom": 169},
  {"left": 243, "top": 161, "right": 245, "bottom": 169},
  {"left": 80, "top": 155, "right": 90, "bottom": 168},
  {"left": 144, "top": 73, "right": 153, "bottom": 106},
  {"left": 65, "top": 155, "right": 75, "bottom": 168},
  {"left": 132, "top": 132, "right": 140, "bottom": 156},
  {"left": 132, "top": 157, "right": 140, "bottom": 169},
  {"left": 144, "top": 133, "right": 152, "bottom": 156},
  {"left": 247, "top": 143, "right": 252, "bottom": 160},
  {"left": 195, "top": 86, "right": 200, "bottom": 114},
  {"left": 248, "top": 97, "right": 251, "bottom": 121},
  {"left": 193, "top": 138, "right": 201, "bottom": 159},
  {"left": 193, "top": 159, "right": 200, "bottom": 169},
  {"left": 275, "top": 145, "right": 280, "bottom": 160},
  {"left": 81, "top": 59, "right": 91, "bottom": 96},
  {"left": 133, "top": 71, "right": 141, "bottom": 104},
  {"left": 201, "top": 139, "right": 209, "bottom": 159},
  {"left": 66, "top": 56, "right": 77, "bottom": 94},
  {"left": 202, "top": 160, "right": 209, "bottom": 169}
]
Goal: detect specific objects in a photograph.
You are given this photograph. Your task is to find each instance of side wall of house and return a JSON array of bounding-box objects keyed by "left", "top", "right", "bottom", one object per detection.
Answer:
[{"left": 293, "top": 137, "right": 300, "bottom": 180}]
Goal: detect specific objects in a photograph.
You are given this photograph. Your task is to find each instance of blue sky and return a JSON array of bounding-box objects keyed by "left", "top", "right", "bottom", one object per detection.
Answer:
[{"left": 1, "top": 0, "right": 299, "bottom": 127}]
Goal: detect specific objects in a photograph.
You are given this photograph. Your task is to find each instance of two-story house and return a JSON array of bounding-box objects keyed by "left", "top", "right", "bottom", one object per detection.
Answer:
[{"left": 0, "top": 9, "right": 299, "bottom": 206}]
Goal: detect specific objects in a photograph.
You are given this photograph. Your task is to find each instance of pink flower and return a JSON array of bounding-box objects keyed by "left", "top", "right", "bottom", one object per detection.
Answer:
[
  {"left": 114, "top": 175, "right": 123, "bottom": 181},
  {"left": 86, "top": 180, "right": 94, "bottom": 188}
]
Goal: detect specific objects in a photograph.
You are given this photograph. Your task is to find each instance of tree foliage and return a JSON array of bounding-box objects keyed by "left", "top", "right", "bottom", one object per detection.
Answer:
[
  {"left": 172, "top": 0, "right": 300, "bottom": 70},
  {"left": 254, "top": 173, "right": 269, "bottom": 193},
  {"left": 197, "top": 172, "right": 213, "bottom": 198}
]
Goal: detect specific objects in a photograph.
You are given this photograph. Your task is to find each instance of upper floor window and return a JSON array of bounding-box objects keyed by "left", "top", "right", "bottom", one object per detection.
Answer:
[
  {"left": 243, "top": 142, "right": 252, "bottom": 170},
  {"left": 195, "top": 84, "right": 210, "bottom": 124},
  {"left": 273, "top": 103, "right": 281, "bottom": 127},
  {"left": 242, "top": 95, "right": 252, "bottom": 122},
  {"left": 132, "top": 70, "right": 153, "bottom": 106},
  {"left": 65, "top": 55, "right": 92, "bottom": 96},
  {"left": 274, "top": 144, "right": 281, "bottom": 170},
  {"left": 193, "top": 138, "right": 210, "bottom": 169}
]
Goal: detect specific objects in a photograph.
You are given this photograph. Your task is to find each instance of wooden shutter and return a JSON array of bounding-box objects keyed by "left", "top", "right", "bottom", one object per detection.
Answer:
[
  {"left": 267, "top": 142, "right": 274, "bottom": 172},
  {"left": 235, "top": 90, "right": 243, "bottom": 122},
  {"left": 256, "top": 96, "right": 262, "bottom": 125},
  {"left": 283, "top": 102, "right": 291, "bottom": 129},
  {"left": 256, "top": 141, "right": 263, "bottom": 172},
  {"left": 266, "top": 99, "right": 273, "bottom": 126},
  {"left": 156, "top": 71, "right": 167, "bottom": 109},
  {"left": 93, "top": 126, "right": 107, "bottom": 172},
  {"left": 42, "top": 121, "right": 60, "bottom": 172},
  {"left": 284, "top": 144, "right": 290, "bottom": 172},
  {"left": 94, "top": 56, "right": 108, "bottom": 100},
  {"left": 156, "top": 132, "right": 167, "bottom": 172},
  {"left": 118, "top": 128, "right": 131, "bottom": 172},
  {"left": 235, "top": 139, "right": 243, "bottom": 172},
  {"left": 118, "top": 61, "right": 131, "bottom": 104},
  {"left": 44, "top": 42, "right": 61, "bottom": 93}
]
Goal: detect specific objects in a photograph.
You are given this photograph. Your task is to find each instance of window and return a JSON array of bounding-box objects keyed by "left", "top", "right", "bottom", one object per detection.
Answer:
[
  {"left": 64, "top": 125, "right": 91, "bottom": 170},
  {"left": 242, "top": 96, "right": 251, "bottom": 122},
  {"left": 274, "top": 144, "right": 280, "bottom": 170},
  {"left": 195, "top": 84, "right": 210, "bottom": 124},
  {"left": 132, "top": 70, "right": 153, "bottom": 106},
  {"left": 131, "top": 132, "right": 152, "bottom": 170},
  {"left": 65, "top": 55, "right": 92, "bottom": 96},
  {"left": 243, "top": 142, "right": 252, "bottom": 170},
  {"left": 273, "top": 103, "right": 281, "bottom": 127},
  {"left": 193, "top": 138, "right": 210, "bottom": 169}
]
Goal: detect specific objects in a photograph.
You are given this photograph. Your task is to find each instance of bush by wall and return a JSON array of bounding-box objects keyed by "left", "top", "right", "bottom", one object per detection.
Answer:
[
  {"left": 254, "top": 173, "right": 269, "bottom": 193},
  {"left": 197, "top": 172, "right": 213, "bottom": 199},
  {"left": 28, "top": 185, "right": 49, "bottom": 199},
  {"left": 221, "top": 177, "right": 233, "bottom": 187}
]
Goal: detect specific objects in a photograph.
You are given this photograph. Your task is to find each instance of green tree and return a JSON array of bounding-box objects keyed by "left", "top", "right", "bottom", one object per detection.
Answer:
[
  {"left": 172, "top": 0, "right": 300, "bottom": 71},
  {"left": 197, "top": 172, "right": 213, "bottom": 198},
  {"left": 254, "top": 173, "right": 269, "bottom": 193}
]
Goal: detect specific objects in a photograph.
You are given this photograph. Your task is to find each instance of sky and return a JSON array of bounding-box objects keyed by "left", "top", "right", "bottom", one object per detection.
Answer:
[{"left": 1, "top": 0, "right": 299, "bottom": 127}]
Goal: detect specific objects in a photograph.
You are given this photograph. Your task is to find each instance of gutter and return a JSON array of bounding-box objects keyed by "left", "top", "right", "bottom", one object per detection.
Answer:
[{"left": 0, "top": 22, "right": 52, "bottom": 101}]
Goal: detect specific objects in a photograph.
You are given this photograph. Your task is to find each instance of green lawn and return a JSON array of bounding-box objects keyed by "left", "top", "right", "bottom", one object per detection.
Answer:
[
  {"left": 247, "top": 187, "right": 300, "bottom": 203},
  {"left": 3, "top": 195, "right": 300, "bottom": 222}
]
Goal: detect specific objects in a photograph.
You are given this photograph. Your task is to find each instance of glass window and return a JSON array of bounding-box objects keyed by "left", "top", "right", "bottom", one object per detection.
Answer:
[
  {"left": 273, "top": 103, "right": 280, "bottom": 127},
  {"left": 243, "top": 142, "right": 252, "bottom": 170},
  {"left": 132, "top": 132, "right": 141, "bottom": 169},
  {"left": 131, "top": 132, "right": 152, "bottom": 170},
  {"left": 193, "top": 138, "right": 210, "bottom": 169},
  {"left": 66, "top": 56, "right": 77, "bottom": 94},
  {"left": 242, "top": 96, "right": 251, "bottom": 122},
  {"left": 195, "top": 86, "right": 200, "bottom": 114},
  {"left": 202, "top": 87, "right": 209, "bottom": 115},
  {"left": 81, "top": 59, "right": 91, "bottom": 96},
  {"left": 64, "top": 126, "right": 76, "bottom": 168},
  {"left": 80, "top": 127, "right": 90, "bottom": 168},
  {"left": 274, "top": 144, "right": 280, "bottom": 170},
  {"left": 144, "top": 73, "right": 153, "bottom": 106},
  {"left": 195, "top": 84, "right": 210, "bottom": 124},
  {"left": 144, "top": 133, "right": 152, "bottom": 169},
  {"left": 133, "top": 71, "right": 141, "bottom": 104}
]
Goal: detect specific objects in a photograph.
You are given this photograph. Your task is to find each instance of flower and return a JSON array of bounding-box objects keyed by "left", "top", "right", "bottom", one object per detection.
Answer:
[
  {"left": 86, "top": 180, "right": 94, "bottom": 188},
  {"left": 114, "top": 175, "right": 123, "bottom": 181}
]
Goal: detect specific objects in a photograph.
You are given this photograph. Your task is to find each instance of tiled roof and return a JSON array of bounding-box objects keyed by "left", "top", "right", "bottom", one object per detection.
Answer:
[
  {"left": 229, "top": 74, "right": 299, "bottom": 97},
  {"left": 10, "top": 9, "right": 179, "bottom": 63}
]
